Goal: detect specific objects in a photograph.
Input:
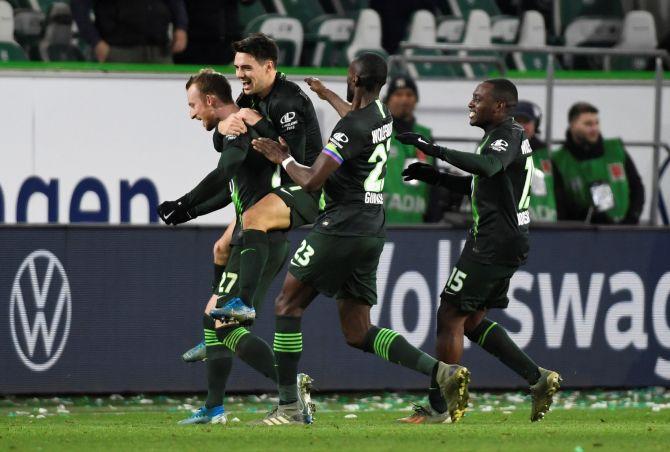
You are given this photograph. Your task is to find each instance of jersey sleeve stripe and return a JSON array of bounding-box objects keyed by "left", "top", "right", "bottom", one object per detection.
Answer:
[
  {"left": 323, "top": 148, "right": 343, "bottom": 164},
  {"left": 323, "top": 143, "right": 344, "bottom": 163}
]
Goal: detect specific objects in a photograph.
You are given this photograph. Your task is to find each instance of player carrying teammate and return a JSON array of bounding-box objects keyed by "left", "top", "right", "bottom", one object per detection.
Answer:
[
  {"left": 159, "top": 69, "right": 313, "bottom": 425},
  {"left": 251, "top": 53, "right": 470, "bottom": 426},
  {"left": 397, "top": 79, "right": 561, "bottom": 423}
]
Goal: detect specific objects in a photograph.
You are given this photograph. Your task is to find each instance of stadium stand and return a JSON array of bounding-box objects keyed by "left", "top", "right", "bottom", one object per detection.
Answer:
[
  {"left": 273, "top": 0, "right": 354, "bottom": 67},
  {"left": 447, "top": 0, "right": 519, "bottom": 43},
  {"left": 610, "top": 10, "right": 657, "bottom": 71},
  {"left": 38, "top": 1, "right": 83, "bottom": 61},
  {"left": 0, "top": 0, "right": 28, "bottom": 61},
  {"left": 345, "top": 8, "right": 386, "bottom": 63},
  {"left": 404, "top": 9, "right": 461, "bottom": 78},
  {"left": 436, "top": 15, "right": 465, "bottom": 43},
  {"left": 459, "top": 9, "right": 498, "bottom": 78},
  {"left": 511, "top": 9, "right": 550, "bottom": 71}
]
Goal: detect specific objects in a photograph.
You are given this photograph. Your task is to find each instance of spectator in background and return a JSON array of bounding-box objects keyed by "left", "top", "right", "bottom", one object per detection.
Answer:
[
  {"left": 512, "top": 100, "right": 557, "bottom": 222},
  {"left": 552, "top": 102, "right": 644, "bottom": 224},
  {"left": 174, "top": 0, "right": 253, "bottom": 65},
  {"left": 383, "top": 76, "right": 433, "bottom": 224},
  {"left": 71, "top": 0, "right": 188, "bottom": 63}
]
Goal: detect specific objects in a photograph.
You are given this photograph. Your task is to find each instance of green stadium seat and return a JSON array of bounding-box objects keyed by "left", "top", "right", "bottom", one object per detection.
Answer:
[
  {"left": 38, "top": 2, "right": 83, "bottom": 61},
  {"left": 610, "top": 10, "right": 657, "bottom": 71},
  {"left": 447, "top": 0, "right": 519, "bottom": 43},
  {"left": 272, "top": 0, "right": 354, "bottom": 66},
  {"left": 330, "top": 0, "right": 369, "bottom": 18},
  {"left": 557, "top": 0, "right": 623, "bottom": 34},
  {"left": 345, "top": 8, "right": 387, "bottom": 63},
  {"left": 239, "top": 0, "right": 271, "bottom": 27},
  {"left": 0, "top": 0, "right": 29, "bottom": 60},
  {"left": 245, "top": 14, "right": 304, "bottom": 67},
  {"left": 405, "top": 9, "right": 461, "bottom": 78}
]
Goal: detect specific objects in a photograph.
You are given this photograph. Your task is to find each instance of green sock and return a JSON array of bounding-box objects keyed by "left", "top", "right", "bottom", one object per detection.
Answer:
[
  {"left": 467, "top": 318, "right": 541, "bottom": 385},
  {"left": 212, "top": 263, "right": 225, "bottom": 293},
  {"left": 203, "top": 316, "right": 234, "bottom": 408},
  {"left": 363, "top": 326, "right": 437, "bottom": 376},
  {"left": 274, "top": 315, "right": 302, "bottom": 404},
  {"left": 218, "top": 326, "right": 278, "bottom": 383},
  {"left": 238, "top": 229, "right": 269, "bottom": 305}
]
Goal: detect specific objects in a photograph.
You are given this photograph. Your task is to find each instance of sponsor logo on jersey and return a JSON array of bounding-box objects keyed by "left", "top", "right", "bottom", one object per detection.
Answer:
[
  {"left": 517, "top": 210, "right": 531, "bottom": 226},
  {"left": 280, "top": 111, "right": 298, "bottom": 131},
  {"left": 280, "top": 111, "right": 296, "bottom": 124},
  {"left": 490, "top": 139, "right": 509, "bottom": 152},
  {"left": 371, "top": 123, "right": 393, "bottom": 144},
  {"left": 329, "top": 132, "right": 349, "bottom": 149},
  {"left": 365, "top": 192, "right": 384, "bottom": 205},
  {"left": 225, "top": 134, "right": 238, "bottom": 140}
]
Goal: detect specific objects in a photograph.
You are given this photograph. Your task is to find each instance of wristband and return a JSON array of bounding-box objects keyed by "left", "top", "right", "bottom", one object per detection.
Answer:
[{"left": 282, "top": 156, "right": 295, "bottom": 170}]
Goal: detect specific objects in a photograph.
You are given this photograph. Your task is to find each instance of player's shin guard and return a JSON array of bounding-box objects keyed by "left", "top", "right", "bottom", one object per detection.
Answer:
[
  {"left": 203, "top": 315, "right": 233, "bottom": 409},
  {"left": 274, "top": 315, "right": 302, "bottom": 405},
  {"left": 238, "top": 229, "right": 269, "bottom": 305},
  {"left": 216, "top": 325, "right": 278, "bottom": 383},
  {"left": 362, "top": 326, "right": 437, "bottom": 376},
  {"left": 466, "top": 318, "right": 541, "bottom": 384}
]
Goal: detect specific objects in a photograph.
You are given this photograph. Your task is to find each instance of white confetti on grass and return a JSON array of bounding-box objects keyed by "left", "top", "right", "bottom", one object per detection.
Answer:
[{"left": 344, "top": 414, "right": 358, "bottom": 419}]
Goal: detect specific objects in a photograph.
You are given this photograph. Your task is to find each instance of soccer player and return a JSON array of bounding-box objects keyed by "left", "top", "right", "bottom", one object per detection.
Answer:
[
  {"left": 208, "top": 32, "right": 324, "bottom": 323},
  {"left": 397, "top": 79, "right": 562, "bottom": 422},
  {"left": 251, "top": 53, "right": 470, "bottom": 426},
  {"left": 158, "top": 69, "right": 313, "bottom": 425}
]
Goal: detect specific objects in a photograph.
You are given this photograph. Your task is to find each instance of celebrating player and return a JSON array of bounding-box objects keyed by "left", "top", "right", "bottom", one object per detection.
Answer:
[
  {"left": 398, "top": 79, "right": 562, "bottom": 422},
  {"left": 251, "top": 53, "right": 470, "bottom": 426},
  {"left": 158, "top": 69, "right": 313, "bottom": 425}
]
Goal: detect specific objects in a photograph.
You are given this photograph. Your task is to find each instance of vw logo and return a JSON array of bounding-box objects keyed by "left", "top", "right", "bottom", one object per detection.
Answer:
[
  {"left": 280, "top": 111, "right": 296, "bottom": 124},
  {"left": 9, "top": 250, "right": 72, "bottom": 372}
]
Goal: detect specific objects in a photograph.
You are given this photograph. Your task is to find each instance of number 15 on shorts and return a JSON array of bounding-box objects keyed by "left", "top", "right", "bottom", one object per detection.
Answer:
[{"left": 445, "top": 267, "right": 468, "bottom": 294}]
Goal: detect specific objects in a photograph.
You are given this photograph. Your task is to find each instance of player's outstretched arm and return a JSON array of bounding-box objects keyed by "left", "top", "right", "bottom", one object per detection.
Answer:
[
  {"left": 305, "top": 77, "right": 352, "bottom": 118},
  {"left": 402, "top": 162, "right": 472, "bottom": 194},
  {"left": 397, "top": 132, "right": 502, "bottom": 177},
  {"left": 252, "top": 137, "right": 339, "bottom": 191}
]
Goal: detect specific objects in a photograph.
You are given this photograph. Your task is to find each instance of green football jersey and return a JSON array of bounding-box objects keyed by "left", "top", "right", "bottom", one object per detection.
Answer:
[
  {"left": 463, "top": 118, "right": 533, "bottom": 266},
  {"left": 313, "top": 99, "right": 393, "bottom": 237}
]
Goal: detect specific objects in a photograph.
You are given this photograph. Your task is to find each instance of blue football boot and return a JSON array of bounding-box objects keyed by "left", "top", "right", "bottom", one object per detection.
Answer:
[
  {"left": 178, "top": 405, "right": 226, "bottom": 425},
  {"left": 210, "top": 297, "right": 256, "bottom": 323}
]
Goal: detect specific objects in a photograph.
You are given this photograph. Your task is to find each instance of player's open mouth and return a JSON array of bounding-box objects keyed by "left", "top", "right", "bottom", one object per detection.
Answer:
[
  {"left": 242, "top": 80, "right": 252, "bottom": 89},
  {"left": 469, "top": 111, "right": 476, "bottom": 119}
]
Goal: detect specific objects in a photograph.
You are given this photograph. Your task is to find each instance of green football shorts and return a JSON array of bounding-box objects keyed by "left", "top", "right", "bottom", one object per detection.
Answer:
[
  {"left": 440, "top": 255, "right": 518, "bottom": 313},
  {"left": 272, "top": 184, "right": 321, "bottom": 229},
  {"left": 214, "top": 239, "right": 289, "bottom": 313},
  {"left": 288, "top": 230, "right": 385, "bottom": 306}
]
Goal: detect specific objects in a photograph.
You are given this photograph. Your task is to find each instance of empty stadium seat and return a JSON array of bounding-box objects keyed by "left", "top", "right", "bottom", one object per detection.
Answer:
[
  {"left": 459, "top": 9, "right": 499, "bottom": 78},
  {"left": 436, "top": 16, "right": 465, "bottom": 43},
  {"left": 563, "top": 17, "right": 622, "bottom": 69},
  {"left": 345, "top": 8, "right": 387, "bottom": 63},
  {"left": 0, "top": 0, "right": 28, "bottom": 60},
  {"left": 245, "top": 14, "right": 304, "bottom": 67},
  {"left": 511, "top": 10, "right": 549, "bottom": 71},
  {"left": 273, "top": 0, "right": 354, "bottom": 66},
  {"left": 447, "top": 0, "right": 519, "bottom": 43},
  {"left": 610, "top": 10, "right": 657, "bottom": 70},
  {"left": 239, "top": 0, "right": 271, "bottom": 26},
  {"left": 404, "top": 9, "right": 460, "bottom": 78},
  {"left": 38, "top": 2, "right": 84, "bottom": 61},
  {"left": 558, "top": 0, "right": 624, "bottom": 34}
]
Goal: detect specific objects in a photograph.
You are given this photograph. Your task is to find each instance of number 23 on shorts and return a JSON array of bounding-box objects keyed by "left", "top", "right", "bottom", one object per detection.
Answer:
[{"left": 291, "top": 239, "right": 315, "bottom": 267}]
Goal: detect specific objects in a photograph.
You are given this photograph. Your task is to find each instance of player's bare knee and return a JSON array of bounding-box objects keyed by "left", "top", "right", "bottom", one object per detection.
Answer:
[
  {"left": 213, "top": 239, "right": 228, "bottom": 263},
  {"left": 343, "top": 327, "right": 366, "bottom": 349},
  {"left": 241, "top": 208, "right": 268, "bottom": 232},
  {"left": 274, "top": 293, "right": 301, "bottom": 317}
]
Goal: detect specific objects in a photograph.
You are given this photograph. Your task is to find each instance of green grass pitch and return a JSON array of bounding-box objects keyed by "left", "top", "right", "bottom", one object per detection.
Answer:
[{"left": 2, "top": 390, "right": 669, "bottom": 451}]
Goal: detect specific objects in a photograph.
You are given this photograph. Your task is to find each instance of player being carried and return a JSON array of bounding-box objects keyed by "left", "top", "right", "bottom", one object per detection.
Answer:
[
  {"left": 159, "top": 68, "right": 313, "bottom": 425},
  {"left": 251, "top": 53, "right": 470, "bottom": 426},
  {"left": 397, "top": 78, "right": 561, "bottom": 423}
]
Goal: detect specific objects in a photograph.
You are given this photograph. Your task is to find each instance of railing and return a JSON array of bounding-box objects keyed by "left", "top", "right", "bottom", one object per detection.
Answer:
[{"left": 395, "top": 43, "right": 668, "bottom": 224}]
